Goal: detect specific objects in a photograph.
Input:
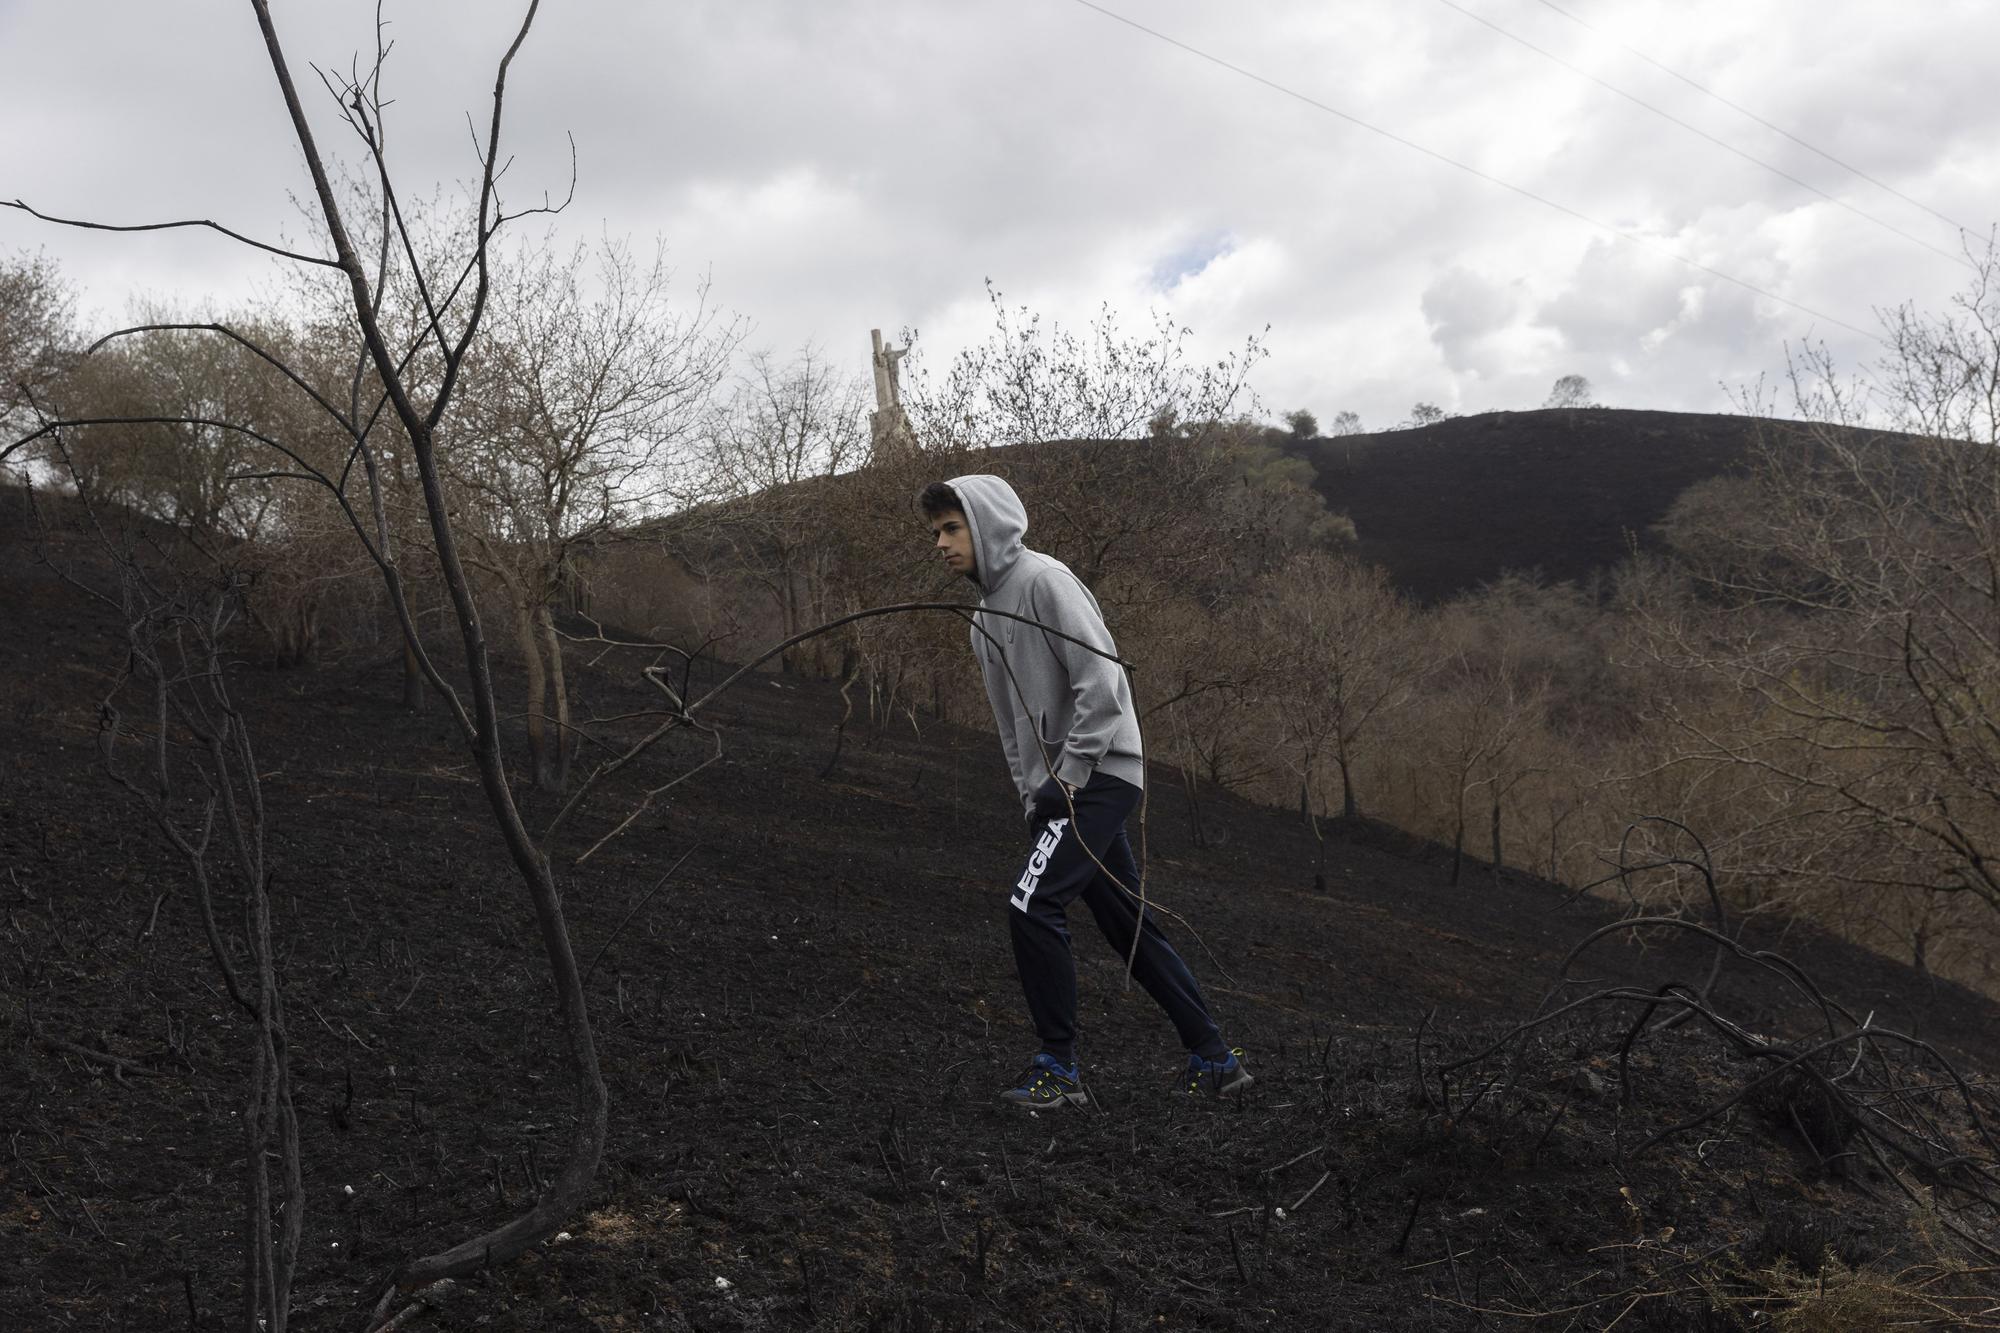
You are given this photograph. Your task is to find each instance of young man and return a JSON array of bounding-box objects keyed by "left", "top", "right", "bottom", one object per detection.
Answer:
[{"left": 922, "top": 474, "right": 1251, "bottom": 1108}]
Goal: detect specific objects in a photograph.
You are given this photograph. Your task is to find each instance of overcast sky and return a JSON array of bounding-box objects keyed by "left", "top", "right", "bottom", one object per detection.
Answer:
[{"left": 3, "top": 0, "right": 1992, "bottom": 432}]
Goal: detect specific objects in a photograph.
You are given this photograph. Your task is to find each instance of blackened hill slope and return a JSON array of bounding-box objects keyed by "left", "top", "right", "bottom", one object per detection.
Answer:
[
  {"left": 7, "top": 493, "right": 2000, "bottom": 1328},
  {"left": 1292, "top": 408, "right": 1765, "bottom": 602}
]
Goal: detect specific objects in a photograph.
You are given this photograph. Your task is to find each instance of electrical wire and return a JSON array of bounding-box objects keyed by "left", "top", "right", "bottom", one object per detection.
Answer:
[
  {"left": 1436, "top": 0, "right": 1971, "bottom": 272},
  {"left": 1065, "top": 0, "right": 1884, "bottom": 343},
  {"left": 1530, "top": 0, "right": 1978, "bottom": 239}
]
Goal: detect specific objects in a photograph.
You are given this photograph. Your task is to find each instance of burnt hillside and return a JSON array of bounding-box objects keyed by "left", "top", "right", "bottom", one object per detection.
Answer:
[
  {"left": 6, "top": 487, "right": 2000, "bottom": 1329},
  {"left": 1291, "top": 408, "right": 1767, "bottom": 602}
]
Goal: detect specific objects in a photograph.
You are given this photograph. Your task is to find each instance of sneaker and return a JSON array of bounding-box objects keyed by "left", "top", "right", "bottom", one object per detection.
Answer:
[
  {"left": 1185, "top": 1048, "right": 1253, "bottom": 1098},
  {"left": 1000, "top": 1053, "right": 1089, "bottom": 1109}
]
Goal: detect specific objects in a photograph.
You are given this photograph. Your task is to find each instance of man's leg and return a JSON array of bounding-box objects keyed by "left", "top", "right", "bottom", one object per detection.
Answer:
[
  {"left": 1008, "top": 774, "right": 1140, "bottom": 1067},
  {"left": 1078, "top": 820, "right": 1230, "bottom": 1062}
]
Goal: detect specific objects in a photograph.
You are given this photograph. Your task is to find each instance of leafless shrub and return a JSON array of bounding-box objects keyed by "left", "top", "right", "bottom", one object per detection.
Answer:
[
  {"left": 451, "top": 233, "right": 739, "bottom": 791},
  {"left": 1610, "top": 244, "right": 2000, "bottom": 981},
  {"left": 1438, "top": 828, "right": 2000, "bottom": 1281},
  {"left": 0, "top": 249, "right": 76, "bottom": 466},
  {"left": 4, "top": 5, "right": 621, "bottom": 1320},
  {"left": 32, "top": 434, "right": 304, "bottom": 1331}
]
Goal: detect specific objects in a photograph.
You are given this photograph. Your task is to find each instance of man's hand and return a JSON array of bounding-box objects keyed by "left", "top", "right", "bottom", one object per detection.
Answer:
[{"left": 1033, "top": 775, "right": 1078, "bottom": 815}]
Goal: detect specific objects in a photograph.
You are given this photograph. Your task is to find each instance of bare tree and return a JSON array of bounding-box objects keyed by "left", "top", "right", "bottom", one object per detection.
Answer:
[
  {"left": 31, "top": 439, "right": 305, "bottom": 1331},
  {"left": 453, "top": 233, "right": 738, "bottom": 790},
  {"left": 1128, "top": 593, "right": 1279, "bottom": 846},
  {"left": 4, "top": 4, "right": 617, "bottom": 1318},
  {"left": 899, "top": 287, "right": 1269, "bottom": 594},
  {"left": 1262, "top": 551, "right": 1419, "bottom": 826},
  {"left": 0, "top": 250, "right": 75, "bottom": 461},
  {"left": 703, "top": 344, "right": 867, "bottom": 668},
  {"left": 902, "top": 283, "right": 1263, "bottom": 453},
  {"left": 1543, "top": 373, "right": 1597, "bottom": 409},
  {"left": 279, "top": 175, "right": 464, "bottom": 710},
  {"left": 1427, "top": 641, "right": 1549, "bottom": 887},
  {"left": 1626, "top": 245, "right": 2000, "bottom": 969},
  {"left": 30, "top": 304, "right": 396, "bottom": 668}
]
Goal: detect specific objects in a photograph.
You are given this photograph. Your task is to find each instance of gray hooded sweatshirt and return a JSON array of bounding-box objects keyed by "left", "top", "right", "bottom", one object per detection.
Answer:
[{"left": 948, "top": 474, "right": 1145, "bottom": 817}]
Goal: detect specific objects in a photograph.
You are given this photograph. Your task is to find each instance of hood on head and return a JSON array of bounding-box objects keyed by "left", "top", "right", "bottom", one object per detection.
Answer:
[{"left": 946, "top": 473, "right": 1027, "bottom": 592}]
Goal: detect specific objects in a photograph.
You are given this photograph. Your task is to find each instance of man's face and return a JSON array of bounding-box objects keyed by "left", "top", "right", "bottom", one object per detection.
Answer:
[{"left": 930, "top": 508, "right": 977, "bottom": 579}]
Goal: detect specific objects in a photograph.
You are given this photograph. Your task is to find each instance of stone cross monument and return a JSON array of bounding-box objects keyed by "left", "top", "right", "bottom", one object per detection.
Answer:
[{"left": 868, "top": 328, "right": 915, "bottom": 460}]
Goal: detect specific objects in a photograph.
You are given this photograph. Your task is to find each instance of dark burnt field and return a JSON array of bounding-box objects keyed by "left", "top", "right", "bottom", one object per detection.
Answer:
[
  {"left": 1292, "top": 408, "right": 1763, "bottom": 602},
  {"left": 4, "top": 494, "right": 2000, "bottom": 1331}
]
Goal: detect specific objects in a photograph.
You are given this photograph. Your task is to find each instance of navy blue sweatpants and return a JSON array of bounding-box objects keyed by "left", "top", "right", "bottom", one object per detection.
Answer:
[{"left": 1009, "top": 772, "right": 1228, "bottom": 1067}]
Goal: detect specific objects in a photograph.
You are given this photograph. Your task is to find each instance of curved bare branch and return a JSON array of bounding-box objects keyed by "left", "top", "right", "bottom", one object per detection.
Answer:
[
  {"left": 5, "top": 198, "right": 341, "bottom": 269},
  {"left": 684, "top": 600, "right": 1136, "bottom": 717},
  {"left": 84, "top": 323, "right": 356, "bottom": 435}
]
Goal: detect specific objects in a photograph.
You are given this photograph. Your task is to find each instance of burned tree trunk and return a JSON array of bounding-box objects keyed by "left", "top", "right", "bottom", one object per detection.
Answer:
[
  {"left": 538, "top": 602, "right": 572, "bottom": 792},
  {"left": 402, "top": 634, "right": 425, "bottom": 712},
  {"left": 1490, "top": 794, "right": 1504, "bottom": 889}
]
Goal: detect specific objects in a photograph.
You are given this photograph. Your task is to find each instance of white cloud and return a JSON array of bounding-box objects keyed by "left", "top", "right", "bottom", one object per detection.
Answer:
[
  {"left": 2, "top": 0, "right": 1993, "bottom": 433},
  {"left": 1422, "top": 267, "right": 1522, "bottom": 376}
]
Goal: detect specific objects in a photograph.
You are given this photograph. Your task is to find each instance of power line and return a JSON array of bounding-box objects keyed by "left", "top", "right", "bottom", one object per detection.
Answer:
[
  {"left": 1064, "top": 0, "right": 1884, "bottom": 343},
  {"left": 1530, "top": 0, "right": 1978, "bottom": 239},
  {"left": 1436, "top": 0, "right": 1971, "bottom": 272}
]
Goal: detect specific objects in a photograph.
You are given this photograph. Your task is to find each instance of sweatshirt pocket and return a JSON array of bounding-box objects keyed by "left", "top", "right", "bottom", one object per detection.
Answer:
[{"left": 1036, "top": 708, "right": 1074, "bottom": 748}]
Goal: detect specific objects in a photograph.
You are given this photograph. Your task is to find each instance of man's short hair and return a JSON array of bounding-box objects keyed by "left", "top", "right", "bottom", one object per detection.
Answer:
[{"left": 918, "top": 481, "right": 962, "bottom": 520}]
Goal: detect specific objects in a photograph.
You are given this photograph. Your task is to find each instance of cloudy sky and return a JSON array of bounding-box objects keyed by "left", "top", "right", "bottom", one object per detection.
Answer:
[{"left": 3, "top": 0, "right": 1992, "bottom": 431}]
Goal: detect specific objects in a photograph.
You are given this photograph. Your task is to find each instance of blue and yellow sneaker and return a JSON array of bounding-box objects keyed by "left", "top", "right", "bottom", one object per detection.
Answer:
[
  {"left": 1000, "top": 1053, "right": 1089, "bottom": 1109},
  {"left": 1185, "top": 1048, "right": 1253, "bottom": 1098}
]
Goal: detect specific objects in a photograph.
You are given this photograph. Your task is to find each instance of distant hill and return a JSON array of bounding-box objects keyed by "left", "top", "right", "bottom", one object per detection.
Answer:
[
  {"left": 614, "top": 408, "right": 1771, "bottom": 610},
  {"left": 1289, "top": 408, "right": 1771, "bottom": 602}
]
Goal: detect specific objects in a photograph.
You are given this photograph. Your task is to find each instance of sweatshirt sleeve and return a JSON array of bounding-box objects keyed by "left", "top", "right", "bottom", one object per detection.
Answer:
[
  {"left": 972, "top": 615, "right": 1036, "bottom": 815},
  {"left": 1032, "top": 570, "right": 1129, "bottom": 790}
]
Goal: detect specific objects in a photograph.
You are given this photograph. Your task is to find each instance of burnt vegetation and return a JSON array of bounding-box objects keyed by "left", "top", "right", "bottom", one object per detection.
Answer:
[
  {"left": 6, "top": 6, "right": 2000, "bottom": 1330},
  {"left": 6, "top": 487, "right": 2000, "bottom": 1329}
]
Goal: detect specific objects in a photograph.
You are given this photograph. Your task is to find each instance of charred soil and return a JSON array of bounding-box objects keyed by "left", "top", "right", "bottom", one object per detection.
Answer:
[
  {"left": 1291, "top": 409, "right": 1764, "bottom": 602},
  {"left": 4, "top": 492, "right": 1999, "bottom": 1330}
]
